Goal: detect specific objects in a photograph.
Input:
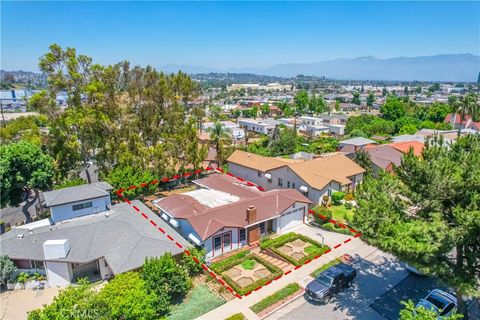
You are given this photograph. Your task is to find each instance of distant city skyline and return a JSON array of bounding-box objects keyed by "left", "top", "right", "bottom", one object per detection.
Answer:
[{"left": 1, "top": 1, "right": 479, "bottom": 72}]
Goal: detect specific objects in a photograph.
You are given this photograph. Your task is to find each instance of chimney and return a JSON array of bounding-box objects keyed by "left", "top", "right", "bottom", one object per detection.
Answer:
[{"left": 246, "top": 205, "right": 257, "bottom": 224}]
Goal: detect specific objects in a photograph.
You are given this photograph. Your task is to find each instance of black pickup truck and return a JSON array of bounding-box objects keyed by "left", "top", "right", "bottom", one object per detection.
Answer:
[{"left": 305, "top": 262, "right": 356, "bottom": 303}]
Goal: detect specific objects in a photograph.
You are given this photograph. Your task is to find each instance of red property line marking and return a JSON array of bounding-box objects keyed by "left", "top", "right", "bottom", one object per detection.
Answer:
[{"left": 116, "top": 172, "right": 363, "bottom": 299}]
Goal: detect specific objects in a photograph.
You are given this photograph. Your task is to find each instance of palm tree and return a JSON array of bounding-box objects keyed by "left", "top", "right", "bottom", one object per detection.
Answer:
[
  {"left": 454, "top": 93, "right": 478, "bottom": 136},
  {"left": 206, "top": 121, "right": 231, "bottom": 167}
]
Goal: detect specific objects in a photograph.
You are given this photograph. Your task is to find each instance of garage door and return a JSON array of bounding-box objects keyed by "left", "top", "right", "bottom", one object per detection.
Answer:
[{"left": 279, "top": 207, "right": 304, "bottom": 231}]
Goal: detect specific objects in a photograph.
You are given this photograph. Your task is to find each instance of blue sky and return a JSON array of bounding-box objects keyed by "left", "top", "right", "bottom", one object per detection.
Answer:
[{"left": 1, "top": 1, "right": 479, "bottom": 71}]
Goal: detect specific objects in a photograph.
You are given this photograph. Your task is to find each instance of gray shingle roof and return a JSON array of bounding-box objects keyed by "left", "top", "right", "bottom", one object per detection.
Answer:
[
  {"left": 339, "top": 137, "right": 377, "bottom": 146},
  {"left": 0, "top": 201, "right": 189, "bottom": 274},
  {"left": 43, "top": 182, "right": 114, "bottom": 207}
]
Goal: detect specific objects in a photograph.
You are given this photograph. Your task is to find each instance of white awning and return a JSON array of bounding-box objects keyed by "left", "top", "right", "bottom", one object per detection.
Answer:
[
  {"left": 300, "top": 185, "right": 309, "bottom": 192},
  {"left": 265, "top": 173, "right": 272, "bottom": 179},
  {"left": 188, "top": 233, "right": 202, "bottom": 246},
  {"left": 169, "top": 218, "right": 179, "bottom": 228},
  {"left": 161, "top": 213, "right": 169, "bottom": 221}
]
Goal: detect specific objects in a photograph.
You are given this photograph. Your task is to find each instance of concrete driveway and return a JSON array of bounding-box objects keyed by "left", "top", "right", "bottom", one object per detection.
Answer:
[
  {"left": 266, "top": 249, "right": 409, "bottom": 320},
  {"left": 0, "top": 288, "right": 60, "bottom": 320}
]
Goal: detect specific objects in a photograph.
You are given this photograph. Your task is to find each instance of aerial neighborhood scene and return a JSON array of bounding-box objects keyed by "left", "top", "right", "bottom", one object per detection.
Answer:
[{"left": 1, "top": 1, "right": 479, "bottom": 320}]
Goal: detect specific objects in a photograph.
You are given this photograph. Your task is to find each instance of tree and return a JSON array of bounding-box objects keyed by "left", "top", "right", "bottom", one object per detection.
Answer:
[
  {"left": 0, "top": 142, "right": 54, "bottom": 222},
  {"left": 53, "top": 178, "right": 86, "bottom": 190},
  {"left": 181, "top": 247, "right": 206, "bottom": 276},
  {"left": 142, "top": 253, "right": 192, "bottom": 304},
  {"left": 0, "top": 255, "right": 16, "bottom": 286},
  {"left": 399, "top": 300, "right": 463, "bottom": 320},
  {"left": 97, "top": 272, "right": 160, "bottom": 320},
  {"left": 260, "top": 104, "right": 270, "bottom": 118},
  {"left": 353, "top": 150, "right": 373, "bottom": 176},
  {"left": 353, "top": 136, "right": 480, "bottom": 319},
  {"left": 268, "top": 127, "right": 297, "bottom": 156},
  {"left": 352, "top": 92, "right": 361, "bottom": 105},
  {"left": 294, "top": 90, "right": 309, "bottom": 115},
  {"left": 103, "top": 166, "right": 157, "bottom": 200},
  {"left": 427, "top": 103, "right": 453, "bottom": 123},
  {"left": 382, "top": 87, "right": 388, "bottom": 97},
  {"left": 366, "top": 92, "right": 375, "bottom": 110},
  {"left": 28, "top": 279, "right": 105, "bottom": 320},
  {"left": 380, "top": 96, "right": 406, "bottom": 121},
  {"left": 206, "top": 121, "right": 231, "bottom": 167},
  {"left": 454, "top": 93, "right": 479, "bottom": 135}
]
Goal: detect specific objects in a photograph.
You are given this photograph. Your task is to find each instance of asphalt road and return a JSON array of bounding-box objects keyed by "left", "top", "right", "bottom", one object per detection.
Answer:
[{"left": 273, "top": 250, "right": 409, "bottom": 320}]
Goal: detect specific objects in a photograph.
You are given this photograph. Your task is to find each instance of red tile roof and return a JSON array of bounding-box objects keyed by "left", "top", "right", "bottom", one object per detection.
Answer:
[{"left": 389, "top": 141, "right": 424, "bottom": 157}]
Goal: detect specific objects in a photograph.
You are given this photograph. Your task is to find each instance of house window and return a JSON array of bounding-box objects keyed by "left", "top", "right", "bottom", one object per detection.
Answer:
[
  {"left": 278, "top": 178, "right": 283, "bottom": 187},
  {"left": 239, "top": 229, "right": 246, "bottom": 242},
  {"left": 257, "top": 171, "right": 261, "bottom": 177},
  {"left": 260, "top": 222, "right": 266, "bottom": 235},
  {"left": 287, "top": 181, "right": 290, "bottom": 188},
  {"left": 72, "top": 202, "right": 93, "bottom": 211},
  {"left": 30, "top": 260, "right": 45, "bottom": 270},
  {"left": 292, "top": 183, "right": 296, "bottom": 189}
]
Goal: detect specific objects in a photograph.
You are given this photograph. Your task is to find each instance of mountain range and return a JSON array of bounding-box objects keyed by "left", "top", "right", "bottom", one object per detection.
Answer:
[{"left": 161, "top": 54, "right": 479, "bottom": 82}]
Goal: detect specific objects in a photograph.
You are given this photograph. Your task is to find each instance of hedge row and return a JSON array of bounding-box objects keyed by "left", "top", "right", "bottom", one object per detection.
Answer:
[
  {"left": 261, "top": 232, "right": 330, "bottom": 266},
  {"left": 210, "top": 250, "right": 250, "bottom": 274},
  {"left": 221, "top": 254, "right": 283, "bottom": 295},
  {"left": 320, "top": 222, "right": 353, "bottom": 235},
  {"left": 250, "top": 283, "right": 301, "bottom": 313}
]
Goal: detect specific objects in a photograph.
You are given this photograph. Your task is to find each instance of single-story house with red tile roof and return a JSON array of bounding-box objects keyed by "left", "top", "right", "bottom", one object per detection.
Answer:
[{"left": 153, "top": 174, "right": 311, "bottom": 259}]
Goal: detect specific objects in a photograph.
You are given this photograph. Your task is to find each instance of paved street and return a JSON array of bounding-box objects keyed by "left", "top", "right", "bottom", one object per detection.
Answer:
[{"left": 267, "top": 249, "right": 409, "bottom": 320}]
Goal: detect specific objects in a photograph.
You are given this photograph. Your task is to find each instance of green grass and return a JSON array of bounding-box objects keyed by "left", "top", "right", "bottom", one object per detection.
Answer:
[
  {"left": 168, "top": 284, "right": 225, "bottom": 320},
  {"left": 224, "top": 313, "right": 246, "bottom": 320},
  {"left": 241, "top": 259, "right": 256, "bottom": 270},
  {"left": 330, "top": 204, "right": 354, "bottom": 224},
  {"left": 250, "top": 283, "right": 301, "bottom": 314},
  {"left": 304, "top": 245, "right": 322, "bottom": 255},
  {"left": 310, "top": 258, "right": 342, "bottom": 278}
]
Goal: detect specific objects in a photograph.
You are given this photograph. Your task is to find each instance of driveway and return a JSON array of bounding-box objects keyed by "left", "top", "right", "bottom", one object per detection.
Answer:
[
  {"left": 266, "top": 249, "right": 409, "bottom": 320},
  {"left": 0, "top": 288, "right": 60, "bottom": 320}
]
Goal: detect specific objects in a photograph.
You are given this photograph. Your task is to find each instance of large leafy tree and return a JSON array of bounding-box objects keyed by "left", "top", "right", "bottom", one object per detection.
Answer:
[
  {"left": 0, "top": 142, "right": 54, "bottom": 222},
  {"left": 294, "top": 90, "right": 309, "bottom": 115},
  {"left": 353, "top": 135, "right": 480, "bottom": 319},
  {"left": 142, "top": 253, "right": 192, "bottom": 306},
  {"left": 0, "top": 255, "right": 16, "bottom": 285},
  {"left": 399, "top": 300, "right": 462, "bottom": 320},
  {"left": 380, "top": 95, "right": 406, "bottom": 121}
]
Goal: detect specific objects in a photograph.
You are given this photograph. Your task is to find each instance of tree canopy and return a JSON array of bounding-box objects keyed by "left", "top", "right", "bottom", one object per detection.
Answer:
[{"left": 352, "top": 135, "right": 480, "bottom": 318}]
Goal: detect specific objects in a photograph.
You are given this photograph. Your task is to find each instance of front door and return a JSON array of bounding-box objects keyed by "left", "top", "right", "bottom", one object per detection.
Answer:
[
  {"left": 223, "top": 233, "right": 231, "bottom": 252},
  {"left": 213, "top": 236, "right": 222, "bottom": 257}
]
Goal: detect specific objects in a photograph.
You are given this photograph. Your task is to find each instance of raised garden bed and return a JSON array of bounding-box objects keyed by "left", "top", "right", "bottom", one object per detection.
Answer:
[
  {"left": 212, "top": 253, "right": 282, "bottom": 295},
  {"left": 260, "top": 232, "right": 330, "bottom": 266},
  {"left": 250, "top": 283, "right": 302, "bottom": 317}
]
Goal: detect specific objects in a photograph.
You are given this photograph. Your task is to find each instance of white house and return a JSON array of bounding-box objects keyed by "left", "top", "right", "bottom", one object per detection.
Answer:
[
  {"left": 42, "top": 182, "right": 113, "bottom": 223},
  {"left": 238, "top": 118, "right": 281, "bottom": 134},
  {"left": 153, "top": 174, "right": 311, "bottom": 259},
  {"left": 227, "top": 150, "right": 365, "bottom": 204}
]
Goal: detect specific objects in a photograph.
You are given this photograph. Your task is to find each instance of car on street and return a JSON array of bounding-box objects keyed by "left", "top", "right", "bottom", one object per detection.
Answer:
[
  {"left": 305, "top": 262, "right": 356, "bottom": 303},
  {"left": 415, "top": 289, "right": 457, "bottom": 318}
]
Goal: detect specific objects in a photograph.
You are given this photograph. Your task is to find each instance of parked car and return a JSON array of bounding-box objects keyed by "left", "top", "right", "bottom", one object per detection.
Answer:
[
  {"left": 305, "top": 262, "right": 356, "bottom": 303},
  {"left": 416, "top": 289, "right": 457, "bottom": 318}
]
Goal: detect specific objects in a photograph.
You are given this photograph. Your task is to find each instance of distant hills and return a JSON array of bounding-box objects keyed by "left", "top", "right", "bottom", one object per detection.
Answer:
[{"left": 161, "top": 54, "right": 480, "bottom": 82}]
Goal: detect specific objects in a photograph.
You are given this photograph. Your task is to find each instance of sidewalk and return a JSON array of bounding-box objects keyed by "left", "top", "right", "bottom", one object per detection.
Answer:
[{"left": 198, "top": 237, "right": 378, "bottom": 320}]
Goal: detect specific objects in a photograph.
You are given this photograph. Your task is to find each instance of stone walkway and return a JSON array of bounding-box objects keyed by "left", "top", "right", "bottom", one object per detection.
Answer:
[{"left": 256, "top": 251, "right": 292, "bottom": 272}]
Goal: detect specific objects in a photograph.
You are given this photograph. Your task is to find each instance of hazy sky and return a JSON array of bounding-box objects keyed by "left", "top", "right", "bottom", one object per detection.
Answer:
[{"left": 1, "top": 1, "right": 479, "bottom": 71}]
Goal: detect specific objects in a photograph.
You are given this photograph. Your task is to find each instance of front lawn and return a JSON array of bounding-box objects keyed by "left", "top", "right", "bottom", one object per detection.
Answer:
[
  {"left": 260, "top": 232, "right": 330, "bottom": 266},
  {"left": 330, "top": 204, "right": 354, "bottom": 224},
  {"left": 214, "top": 254, "right": 283, "bottom": 295},
  {"left": 168, "top": 284, "right": 225, "bottom": 320}
]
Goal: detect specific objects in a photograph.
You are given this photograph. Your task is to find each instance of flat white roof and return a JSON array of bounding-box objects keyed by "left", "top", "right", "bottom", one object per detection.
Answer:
[
  {"left": 15, "top": 218, "right": 52, "bottom": 230},
  {"left": 183, "top": 189, "right": 239, "bottom": 208}
]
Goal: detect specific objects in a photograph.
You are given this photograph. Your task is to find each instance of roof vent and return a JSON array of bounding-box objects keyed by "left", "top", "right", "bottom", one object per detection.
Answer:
[
  {"left": 105, "top": 212, "right": 110, "bottom": 218},
  {"left": 17, "top": 234, "right": 24, "bottom": 239}
]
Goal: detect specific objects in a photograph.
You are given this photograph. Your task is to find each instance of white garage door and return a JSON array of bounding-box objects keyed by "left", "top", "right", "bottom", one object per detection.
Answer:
[{"left": 279, "top": 207, "right": 304, "bottom": 231}]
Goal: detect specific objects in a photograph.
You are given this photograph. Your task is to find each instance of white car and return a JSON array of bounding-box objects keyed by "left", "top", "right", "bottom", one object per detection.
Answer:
[{"left": 416, "top": 289, "right": 457, "bottom": 318}]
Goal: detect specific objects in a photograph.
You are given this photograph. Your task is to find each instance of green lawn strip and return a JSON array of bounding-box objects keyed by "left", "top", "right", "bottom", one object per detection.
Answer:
[
  {"left": 261, "top": 232, "right": 330, "bottom": 266},
  {"left": 310, "top": 258, "right": 342, "bottom": 278},
  {"left": 224, "top": 313, "right": 246, "bottom": 320},
  {"left": 221, "top": 255, "right": 283, "bottom": 295},
  {"left": 210, "top": 250, "right": 250, "bottom": 273},
  {"left": 250, "top": 283, "right": 301, "bottom": 314},
  {"left": 168, "top": 284, "right": 225, "bottom": 320}
]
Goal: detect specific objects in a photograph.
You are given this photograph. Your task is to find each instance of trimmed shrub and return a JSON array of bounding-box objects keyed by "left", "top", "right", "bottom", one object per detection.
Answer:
[
  {"left": 210, "top": 250, "right": 250, "bottom": 274},
  {"left": 250, "top": 283, "right": 301, "bottom": 314},
  {"left": 221, "top": 254, "right": 282, "bottom": 295},
  {"left": 310, "top": 206, "right": 332, "bottom": 225},
  {"left": 321, "top": 222, "right": 352, "bottom": 235},
  {"left": 344, "top": 202, "right": 353, "bottom": 210},
  {"left": 261, "top": 232, "right": 330, "bottom": 266},
  {"left": 240, "top": 259, "right": 256, "bottom": 270},
  {"left": 331, "top": 191, "right": 345, "bottom": 205}
]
